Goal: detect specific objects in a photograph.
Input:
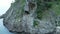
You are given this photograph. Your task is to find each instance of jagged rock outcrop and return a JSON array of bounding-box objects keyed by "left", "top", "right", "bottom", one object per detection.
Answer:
[{"left": 0, "top": 0, "right": 57, "bottom": 34}]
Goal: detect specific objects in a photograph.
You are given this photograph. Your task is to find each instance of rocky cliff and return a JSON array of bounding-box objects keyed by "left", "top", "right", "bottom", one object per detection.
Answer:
[{"left": 0, "top": 0, "right": 57, "bottom": 34}]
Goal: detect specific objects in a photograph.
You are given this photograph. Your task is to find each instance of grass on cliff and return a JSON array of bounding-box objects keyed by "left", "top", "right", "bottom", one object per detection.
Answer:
[{"left": 52, "top": 2, "right": 60, "bottom": 15}]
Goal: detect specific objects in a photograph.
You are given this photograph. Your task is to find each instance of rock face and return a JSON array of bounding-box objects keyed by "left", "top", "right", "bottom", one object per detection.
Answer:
[
  {"left": 0, "top": 0, "right": 56, "bottom": 34},
  {"left": 56, "top": 26, "right": 60, "bottom": 34}
]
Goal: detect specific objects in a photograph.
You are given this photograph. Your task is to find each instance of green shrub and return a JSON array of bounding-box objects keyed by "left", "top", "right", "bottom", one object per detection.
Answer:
[
  {"left": 36, "top": 0, "right": 55, "bottom": 20},
  {"left": 33, "top": 20, "right": 39, "bottom": 27}
]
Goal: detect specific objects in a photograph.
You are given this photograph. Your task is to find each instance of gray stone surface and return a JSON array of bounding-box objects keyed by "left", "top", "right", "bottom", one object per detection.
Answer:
[{"left": 0, "top": 0, "right": 56, "bottom": 34}]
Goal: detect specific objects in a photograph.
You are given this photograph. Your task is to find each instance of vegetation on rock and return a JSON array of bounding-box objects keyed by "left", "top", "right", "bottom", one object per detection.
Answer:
[
  {"left": 33, "top": 20, "right": 39, "bottom": 27},
  {"left": 36, "top": 0, "right": 55, "bottom": 19}
]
